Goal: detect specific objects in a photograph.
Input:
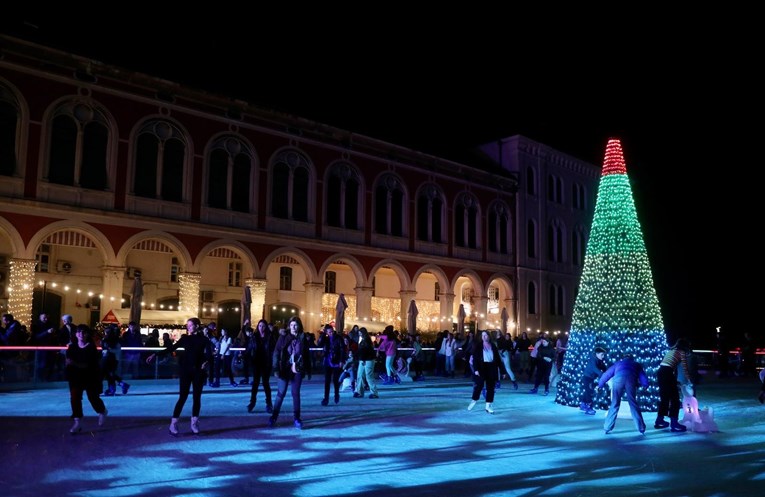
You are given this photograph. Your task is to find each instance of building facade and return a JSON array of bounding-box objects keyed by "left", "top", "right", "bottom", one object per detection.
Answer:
[{"left": 0, "top": 35, "right": 598, "bottom": 337}]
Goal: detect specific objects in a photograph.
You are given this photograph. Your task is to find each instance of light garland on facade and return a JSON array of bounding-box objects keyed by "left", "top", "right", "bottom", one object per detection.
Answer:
[
  {"left": 178, "top": 273, "right": 201, "bottom": 315},
  {"left": 15, "top": 273, "right": 507, "bottom": 336},
  {"left": 8, "top": 258, "right": 36, "bottom": 327},
  {"left": 315, "top": 294, "right": 504, "bottom": 334}
]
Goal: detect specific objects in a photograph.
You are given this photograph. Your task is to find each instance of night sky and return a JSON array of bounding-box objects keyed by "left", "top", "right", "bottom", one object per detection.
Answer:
[{"left": 2, "top": 12, "right": 759, "bottom": 348}]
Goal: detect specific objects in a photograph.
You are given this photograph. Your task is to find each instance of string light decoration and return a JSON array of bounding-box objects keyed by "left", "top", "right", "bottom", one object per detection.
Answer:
[
  {"left": 8, "top": 258, "right": 36, "bottom": 327},
  {"left": 555, "top": 139, "right": 666, "bottom": 412},
  {"left": 370, "top": 296, "right": 401, "bottom": 326},
  {"left": 321, "top": 293, "right": 358, "bottom": 325},
  {"left": 178, "top": 273, "right": 201, "bottom": 315},
  {"left": 320, "top": 293, "right": 453, "bottom": 334}
]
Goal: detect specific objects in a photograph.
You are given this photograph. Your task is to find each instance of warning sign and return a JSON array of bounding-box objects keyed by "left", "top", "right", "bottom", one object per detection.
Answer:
[{"left": 101, "top": 310, "right": 120, "bottom": 324}]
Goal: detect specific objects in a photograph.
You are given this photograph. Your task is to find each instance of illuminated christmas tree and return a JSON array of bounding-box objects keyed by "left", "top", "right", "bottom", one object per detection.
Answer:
[{"left": 555, "top": 138, "right": 667, "bottom": 411}]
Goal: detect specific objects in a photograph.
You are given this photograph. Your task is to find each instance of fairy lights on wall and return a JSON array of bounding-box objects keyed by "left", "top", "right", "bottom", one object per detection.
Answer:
[
  {"left": 178, "top": 273, "right": 201, "bottom": 315},
  {"left": 7, "top": 258, "right": 36, "bottom": 326},
  {"left": 10, "top": 267, "right": 514, "bottom": 336}
]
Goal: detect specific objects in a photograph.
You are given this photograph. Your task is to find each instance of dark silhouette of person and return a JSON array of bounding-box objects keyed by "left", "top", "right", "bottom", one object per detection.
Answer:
[
  {"left": 246, "top": 319, "right": 274, "bottom": 413},
  {"left": 269, "top": 316, "right": 311, "bottom": 429},
  {"left": 655, "top": 338, "right": 692, "bottom": 432},
  {"left": 65, "top": 324, "right": 108, "bottom": 434},
  {"left": 598, "top": 354, "right": 649, "bottom": 434},
  {"left": 146, "top": 317, "right": 213, "bottom": 435}
]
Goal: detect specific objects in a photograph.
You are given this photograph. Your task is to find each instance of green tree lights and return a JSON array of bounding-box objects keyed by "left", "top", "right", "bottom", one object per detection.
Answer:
[{"left": 555, "top": 139, "right": 666, "bottom": 411}]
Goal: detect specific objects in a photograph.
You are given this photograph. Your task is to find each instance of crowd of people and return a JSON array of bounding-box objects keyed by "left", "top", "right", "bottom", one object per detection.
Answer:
[{"left": 1, "top": 312, "right": 764, "bottom": 435}]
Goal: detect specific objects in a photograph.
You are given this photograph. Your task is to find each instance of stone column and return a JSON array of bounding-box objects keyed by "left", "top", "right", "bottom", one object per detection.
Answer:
[
  {"left": 178, "top": 272, "right": 201, "bottom": 317},
  {"left": 474, "top": 295, "right": 489, "bottom": 331},
  {"left": 101, "top": 265, "right": 126, "bottom": 317},
  {"left": 354, "top": 286, "right": 373, "bottom": 323},
  {"left": 303, "top": 282, "right": 324, "bottom": 332},
  {"left": 247, "top": 278, "right": 267, "bottom": 321},
  {"left": 399, "top": 290, "right": 416, "bottom": 332},
  {"left": 440, "top": 292, "right": 455, "bottom": 332},
  {"left": 504, "top": 298, "right": 518, "bottom": 335}
]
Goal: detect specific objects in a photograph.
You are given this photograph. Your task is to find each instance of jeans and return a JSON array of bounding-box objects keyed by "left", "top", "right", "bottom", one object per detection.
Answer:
[
  {"left": 603, "top": 375, "right": 645, "bottom": 433},
  {"left": 356, "top": 359, "right": 378, "bottom": 396},
  {"left": 272, "top": 371, "right": 303, "bottom": 420}
]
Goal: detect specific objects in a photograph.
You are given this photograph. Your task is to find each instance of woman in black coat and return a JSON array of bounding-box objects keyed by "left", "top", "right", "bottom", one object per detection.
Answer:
[
  {"left": 467, "top": 330, "right": 501, "bottom": 414},
  {"left": 146, "top": 317, "right": 213, "bottom": 436},
  {"left": 66, "top": 324, "right": 108, "bottom": 434},
  {"left": 317, "top": 324, "right": 347, "bottom": 406},
  {"left": 270, "top": 316, "right": 312, "bottom": 429}
]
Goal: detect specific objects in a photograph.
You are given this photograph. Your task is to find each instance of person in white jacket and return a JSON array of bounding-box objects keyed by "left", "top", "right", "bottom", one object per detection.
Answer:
[
  {"left": 217, "top": 328, "right": 238, "bottom": 387},
  {"left": 441, "top": 332, "right": 457, "bottom": 378}
]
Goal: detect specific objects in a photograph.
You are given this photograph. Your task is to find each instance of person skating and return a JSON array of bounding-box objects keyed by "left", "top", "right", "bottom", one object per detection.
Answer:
[{"left": 146, "top": 317, "right": 213, "bottom": 435}]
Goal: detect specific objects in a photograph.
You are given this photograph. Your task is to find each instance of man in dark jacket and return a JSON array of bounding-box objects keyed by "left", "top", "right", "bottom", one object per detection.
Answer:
[
  {"left": 581, "top": 346, "right": 607, "bottom": 414},
  {"left": 598, "top": 354, "right": 649, "bottom": 434}
]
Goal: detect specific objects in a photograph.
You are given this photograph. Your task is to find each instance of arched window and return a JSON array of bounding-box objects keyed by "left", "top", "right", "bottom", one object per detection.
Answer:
[
  {"left": 549, "top": 284, "right": 557, "bottom": 316},
  {"left": 133, "top": 120, "right": 186, "bottom": 202},
  {"left": 488, "top": 202, "right": 510, "bottom": 254},
  {"left": 207, "top": 136, "right": 254, "bottom": 212},
  {"left": 326, "top": 162, "right": 360, "bottom": 229},
  {"left": 549, "top": 284, "right": 565, "bottom": 316},
  {"left": 548, "top": 220, "right": 565, "bottom": 263},
  {"left": 271, "top": 149, "right": 311, "bottom": 221},
  {"left": 170, "top": 257, "right": 180, "bottom": 283},
  {"left": 455, "top": 192, "right": 479, "bottom": 249},
  {"left": 416, "top": 184, "right": 444, "bottom": 243},
  {"left": 324, "top": 271, "right": 336, "bottom": 294},
  {"left": 279, "top": 266, "right": 293, "bottom": 291},
  {"left": 527, "top": 281, "right": 537, "bottom": 315},
  {"left": 572, "top": 182, "right": 586, "bottom": 210},
  {"left": 228, "top": 261, "right": 242, "bottom": 287},
  {"left": 374, "top": 174, "right": 405, "bottom": 236},
  {"left": 0, "top": 85, "right": 20, "bottom": 176},
  {"left": 547, "top": 174, "right": 565, "bottom": 203},
  {"left": 527, "top": 219, "right": 537, "bottom": 258},
  {"left": 526, "top": 167, "right": 536, "bottom": 196},
  {"left": 48, "top": 102, "right": 109, "bottom": 189},
  {"left": 572, "top": 228, "right": 587, "bottom": 266}
]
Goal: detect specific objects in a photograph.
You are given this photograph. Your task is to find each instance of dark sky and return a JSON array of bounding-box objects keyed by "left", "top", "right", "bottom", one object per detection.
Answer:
[{"left": 2, "top": 13, "right": 759, "bottom": 348}]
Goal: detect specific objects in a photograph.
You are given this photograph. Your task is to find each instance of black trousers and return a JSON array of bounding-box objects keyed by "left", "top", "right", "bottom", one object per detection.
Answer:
[
  {"left": 249, "top": 362, "right": 273, "bottom": 406},
  {"left": 173, "top": 370, "right": 206, "bottom": 418}
]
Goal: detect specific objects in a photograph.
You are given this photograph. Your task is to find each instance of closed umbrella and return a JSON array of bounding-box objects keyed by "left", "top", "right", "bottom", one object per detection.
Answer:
[
  {"left": 129, "top": 274, "right": 143, "bottom": 325},
  {"left": 335, "top": 293, "right": 348, "bottom": 333},
  {"left": 407, "top": 299, "right": 418, "bottom": 335},
  {"left": 501, "top": 307, "right": 509, "bottom": 335},
  {"left": 457, "top": 304, "right": 466, "bottom": 334},
  {"left": 241, "top": 285, "right": 252, "bottom": 328}
]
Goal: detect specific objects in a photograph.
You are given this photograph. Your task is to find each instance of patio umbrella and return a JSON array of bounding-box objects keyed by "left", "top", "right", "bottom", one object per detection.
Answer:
[
  {"left": 335, "top": 293, "right": 348, "bottom": 333},
  {"left": 241, "top": 285, "right": 252, "bottom": 329},
  {"left": 501, "top": 307, "right": 509, "bottom": 335},
  {"left": 128, "top": 274, "right": 143, "bottom": 325},
  {"left": 407, "top": 299, "right": 418, "bottom": 335},
  {"left": 457, "top": 304, "right": 466, "bottom": 334}
]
